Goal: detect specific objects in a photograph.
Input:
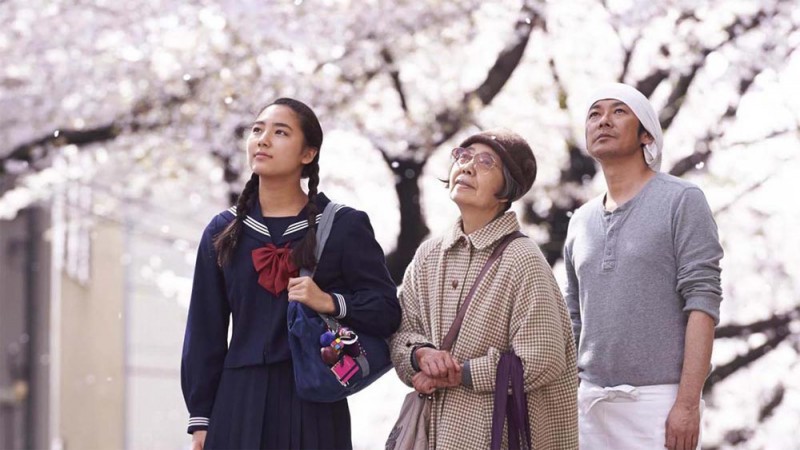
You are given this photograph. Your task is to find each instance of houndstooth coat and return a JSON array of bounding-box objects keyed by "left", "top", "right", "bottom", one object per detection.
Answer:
[{"left": 390, "top": 212, "right": 578, "bottom": 450}]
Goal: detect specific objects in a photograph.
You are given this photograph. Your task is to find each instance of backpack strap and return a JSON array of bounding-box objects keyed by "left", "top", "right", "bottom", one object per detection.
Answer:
[
  {"left": 299, "top": 201, "right": 339, "bottom": 278},
  {"left": 297, "top": 202, "right": 345, "bottom": 328}
]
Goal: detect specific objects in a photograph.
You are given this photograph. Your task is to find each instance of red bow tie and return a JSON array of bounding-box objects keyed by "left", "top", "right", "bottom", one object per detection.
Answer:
[{"left": 252, "top": 243, "right": 299, "bottom": 295}]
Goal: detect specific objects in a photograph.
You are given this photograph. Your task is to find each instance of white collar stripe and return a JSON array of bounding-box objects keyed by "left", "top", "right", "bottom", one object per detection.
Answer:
[
  {"left": 244, "top": 217, "right": 271, "bottom": 236},
  {"left": 228, "top": 207, "right": 271, "bottom": 236},
  {"left": 282, "top": 216, "right": 322, "bottom": 235},
  {"left": 282, "top": 204, "right": 344, "bottom": 236},
  {"left": 243, "top": 216, "right": 270, "bottom": 232}
]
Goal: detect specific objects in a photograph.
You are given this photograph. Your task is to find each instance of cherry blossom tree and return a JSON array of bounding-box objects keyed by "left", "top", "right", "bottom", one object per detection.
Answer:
[{"left": 2, "top": 0, "right": 799, "bottom": 447}]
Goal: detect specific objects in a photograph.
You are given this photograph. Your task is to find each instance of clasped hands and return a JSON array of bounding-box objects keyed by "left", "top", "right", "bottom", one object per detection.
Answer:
[{"left": 412, "top": 347, "right": 463, "bottom": 395}]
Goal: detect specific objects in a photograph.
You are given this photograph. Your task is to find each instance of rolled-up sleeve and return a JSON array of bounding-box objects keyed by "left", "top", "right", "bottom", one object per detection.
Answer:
[{"left": 673, "top": 188, "right": 724, "bottom": 324}]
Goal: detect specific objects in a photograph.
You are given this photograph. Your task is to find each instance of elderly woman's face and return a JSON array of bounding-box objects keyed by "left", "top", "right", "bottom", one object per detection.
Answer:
[{"left": 448, "top": 142, "right": 506, "bottom": 212}]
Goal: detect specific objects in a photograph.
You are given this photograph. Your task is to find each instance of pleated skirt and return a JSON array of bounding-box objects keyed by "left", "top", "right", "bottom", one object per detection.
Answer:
[{"left": 205, "top": 360, "right": 352, "bottom": 450}]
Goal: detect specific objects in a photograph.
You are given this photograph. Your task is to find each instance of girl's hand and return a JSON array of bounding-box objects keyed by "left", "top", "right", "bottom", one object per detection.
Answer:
[
  {"left": 191, "top": 430, "right": 207, "bottom": 450},
  {"left": 288, "top": 276, "right": 336, "bottom": 314}
]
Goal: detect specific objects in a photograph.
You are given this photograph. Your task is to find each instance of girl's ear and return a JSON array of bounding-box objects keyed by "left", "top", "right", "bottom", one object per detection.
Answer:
[{"left": 301, "top": 147, "right": 318, "bottom": 165}]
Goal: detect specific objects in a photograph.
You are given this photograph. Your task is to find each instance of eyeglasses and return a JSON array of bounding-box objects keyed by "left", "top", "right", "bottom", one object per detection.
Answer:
[{"left": 451, "top": 147, "right": 498, "bottom": 173}]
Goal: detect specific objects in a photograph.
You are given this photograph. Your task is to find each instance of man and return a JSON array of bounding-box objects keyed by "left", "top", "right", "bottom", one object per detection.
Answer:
[{"left": 564, "top": 83, "right": 723, "bottom": 450}]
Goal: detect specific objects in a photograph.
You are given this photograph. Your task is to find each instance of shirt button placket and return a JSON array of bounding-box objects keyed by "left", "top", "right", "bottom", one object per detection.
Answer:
[{"left": 603, "top": 220, "right": 616, "bottom": 271}]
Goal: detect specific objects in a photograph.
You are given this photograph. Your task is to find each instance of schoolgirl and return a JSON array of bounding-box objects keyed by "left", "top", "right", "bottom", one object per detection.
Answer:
[{"left": 181, "top": 98, "right": 401, "bottom": 450}]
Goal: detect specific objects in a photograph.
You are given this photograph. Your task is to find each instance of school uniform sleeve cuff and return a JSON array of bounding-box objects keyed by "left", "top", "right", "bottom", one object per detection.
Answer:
[
  {"left": 187, "top": 416, "right": 209, "bottom": 434},
  {"left": 330, "top": 292, "right": 347, "bottom": 319}
]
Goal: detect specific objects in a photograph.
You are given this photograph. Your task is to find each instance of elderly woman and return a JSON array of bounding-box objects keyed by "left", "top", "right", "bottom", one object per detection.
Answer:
[{"left": 390, "top": 129, "right": 578, "bottom": 449}]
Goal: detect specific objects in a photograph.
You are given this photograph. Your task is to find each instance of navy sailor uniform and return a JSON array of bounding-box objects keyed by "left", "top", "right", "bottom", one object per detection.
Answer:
[{"left": 181, "top": 193, "right": 401, "bottom": 449}]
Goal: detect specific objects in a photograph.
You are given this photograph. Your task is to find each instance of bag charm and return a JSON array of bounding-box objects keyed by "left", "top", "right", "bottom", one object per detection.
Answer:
[{"left": 319, "top": 327, "right": 363, "bottom": 385}]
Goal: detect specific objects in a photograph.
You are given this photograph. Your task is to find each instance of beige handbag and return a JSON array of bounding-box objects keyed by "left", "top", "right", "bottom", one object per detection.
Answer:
[
  {"left": 384, "top": 391, "right": 431, "bottom": 450},
  {"left": 385, "top": 232, "right": 525, "bottom": 450}
]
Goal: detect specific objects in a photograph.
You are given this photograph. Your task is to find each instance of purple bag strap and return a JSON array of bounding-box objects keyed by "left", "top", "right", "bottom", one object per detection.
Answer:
[
  {"left": 509, "top": 354, "right": 531, "bottom": 449},
  {"left": 440, "top": 231, "right": 525, "bottom": 351},
  {"left": 491, "top": 355, "right": 512, "bottom": 449},
  {"left": 491, "top": 353, "right": 532, "bottom": 450}
]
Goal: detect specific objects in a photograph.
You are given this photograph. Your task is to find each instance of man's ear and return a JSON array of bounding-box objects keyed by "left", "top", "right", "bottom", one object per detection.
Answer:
[
  {"left": 301, "top": 147, "right": 318, "bottom": 164},
  {"left": 640, "top": 130, "right": 654, "bottom": 146}
]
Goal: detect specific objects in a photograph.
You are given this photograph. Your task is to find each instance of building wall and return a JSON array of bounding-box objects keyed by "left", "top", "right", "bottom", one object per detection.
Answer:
[
  {"left": 57, "top": 221, "right": 125, "bottom": 450},
  {"left": 126, "top": 284, "right": 187, "bottom": 450},
  {"left": 2, "top": 190, "right": 213, "bottom": 449},
  {"left": 124, "top": 211, "right": 199, "bottom": 450}
]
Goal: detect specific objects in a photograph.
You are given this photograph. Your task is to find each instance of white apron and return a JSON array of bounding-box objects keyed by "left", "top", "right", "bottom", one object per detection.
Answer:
[{"left": 578, "top": 380, "right": 704, "bottom": 449}]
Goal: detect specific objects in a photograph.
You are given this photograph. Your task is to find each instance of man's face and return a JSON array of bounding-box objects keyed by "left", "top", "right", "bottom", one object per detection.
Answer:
[{"left": 585, "top": 99, "right": 651, "bottom": 162}]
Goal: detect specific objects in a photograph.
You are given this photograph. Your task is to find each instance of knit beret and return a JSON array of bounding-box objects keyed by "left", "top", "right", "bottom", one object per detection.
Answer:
[{"left": 458, "top": 128, "right": 537, "bottom": 201}]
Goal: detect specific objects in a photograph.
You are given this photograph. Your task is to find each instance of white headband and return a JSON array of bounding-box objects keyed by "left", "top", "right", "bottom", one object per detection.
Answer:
[{"left": 586, "top": 83, "right": 663, "bottom": 171}]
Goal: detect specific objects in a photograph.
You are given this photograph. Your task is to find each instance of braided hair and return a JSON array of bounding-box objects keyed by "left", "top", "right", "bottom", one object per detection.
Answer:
[
  {"left": 213, "top": 173, "right": 258, "bottom": 266},
  {"left": 213, "top": 98, "right": 323, "bottom": 270}
]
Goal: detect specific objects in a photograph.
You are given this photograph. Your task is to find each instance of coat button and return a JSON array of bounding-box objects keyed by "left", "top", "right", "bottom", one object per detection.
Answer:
[{"left": 451, "top": 280, "right": 459, "bottom": 289}]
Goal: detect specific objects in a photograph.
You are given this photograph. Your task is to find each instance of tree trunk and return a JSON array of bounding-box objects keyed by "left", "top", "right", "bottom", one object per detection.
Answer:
[{"left": 385, "top": 158, "right": 429, "bottom": 284}]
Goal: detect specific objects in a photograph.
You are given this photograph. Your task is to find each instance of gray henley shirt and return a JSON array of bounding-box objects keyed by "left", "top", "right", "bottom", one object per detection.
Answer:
[{"left": 564, "top": 172, "right": 723, "bottom": 387}]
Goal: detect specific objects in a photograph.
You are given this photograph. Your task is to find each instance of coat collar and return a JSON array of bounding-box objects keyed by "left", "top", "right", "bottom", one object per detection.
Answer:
[{"left": 441, "top": 211, "right": 521, "bottom": 251}]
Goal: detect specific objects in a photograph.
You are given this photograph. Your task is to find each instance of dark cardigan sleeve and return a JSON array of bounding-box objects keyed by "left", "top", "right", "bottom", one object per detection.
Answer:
[
  {"left": 180, "top": 216, "right": 231, "bottom": 434},
  {"left": 328, "top": 209, "right": 401, "bottom": 338}
]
